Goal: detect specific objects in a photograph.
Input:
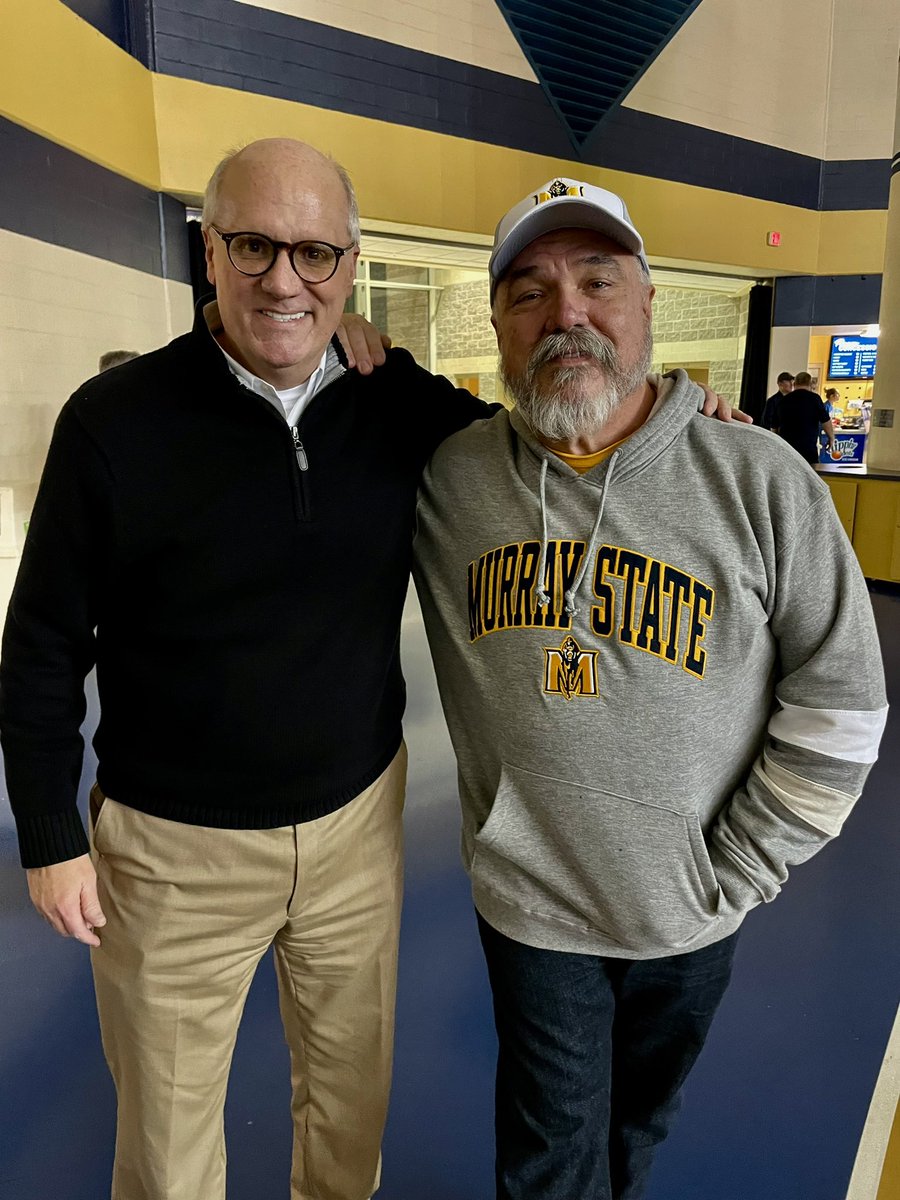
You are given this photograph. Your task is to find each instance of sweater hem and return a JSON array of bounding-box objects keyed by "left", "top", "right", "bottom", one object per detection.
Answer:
[
  {"left": 94, "top": 735, "right": 404, "bottom": 833},
  {"left": 472, "top": 882, "right": 746, "bottom": 961}
]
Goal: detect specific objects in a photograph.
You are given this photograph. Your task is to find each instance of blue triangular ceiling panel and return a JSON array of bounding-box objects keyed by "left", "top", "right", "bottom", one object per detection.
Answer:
[{"left": 495, "top": 0, "right": 704, "bottom": 151}]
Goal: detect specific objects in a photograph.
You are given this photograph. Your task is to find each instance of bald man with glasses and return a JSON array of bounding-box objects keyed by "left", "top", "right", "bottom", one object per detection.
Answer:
[{"left": 0, "top": 138, "right": 492, "bottom": 1200}]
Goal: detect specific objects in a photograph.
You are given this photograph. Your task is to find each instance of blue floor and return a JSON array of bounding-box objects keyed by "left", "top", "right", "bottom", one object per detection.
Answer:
[{"left": 0, "top": 586, "right": 897, "bottom": 1200}]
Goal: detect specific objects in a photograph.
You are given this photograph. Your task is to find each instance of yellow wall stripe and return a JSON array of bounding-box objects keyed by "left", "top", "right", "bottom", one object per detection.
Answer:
[
  {"left": 153, "top": 74, "right": 884, "bottom": 278},
  {"left": 0, "top": 0, "right": 159, "bottom": 189},
  {"left": 817, "top": 209, "right": 889, "bottom": 276},
  {"left": 876, "top": 1100, "right": 900, "bottom": 1200}
]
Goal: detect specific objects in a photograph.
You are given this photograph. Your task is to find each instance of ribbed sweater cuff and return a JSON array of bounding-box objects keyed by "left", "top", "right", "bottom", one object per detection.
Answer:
[{"left": 15, "top": 810, "right": 90, "bottom": 869}]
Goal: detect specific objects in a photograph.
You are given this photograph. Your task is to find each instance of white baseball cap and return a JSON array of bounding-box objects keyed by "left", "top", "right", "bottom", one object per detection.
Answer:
[{"left": 489, "top": 177, "right": 649, "bottom": 295}]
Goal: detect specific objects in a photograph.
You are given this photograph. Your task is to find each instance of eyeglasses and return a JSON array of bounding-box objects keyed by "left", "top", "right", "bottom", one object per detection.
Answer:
[{"left": 210, "top": 226, "right": 355, "bottom": 283}]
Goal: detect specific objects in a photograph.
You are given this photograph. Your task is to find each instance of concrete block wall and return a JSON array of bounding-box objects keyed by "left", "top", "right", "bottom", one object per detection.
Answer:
[
  {"left": 0, "top": 119, "right": 194, "bottom": 622},
  {"left": 435, "top": 278, "right": 494, "bottom": 361},
  {"left": 652, "top": 285, "right": 748, "bottom": 401}
]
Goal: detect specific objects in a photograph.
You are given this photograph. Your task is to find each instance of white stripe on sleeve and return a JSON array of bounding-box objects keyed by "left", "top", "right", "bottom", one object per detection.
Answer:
[{"left": 768, "top": 699, "right": 888, "bottom": 764}]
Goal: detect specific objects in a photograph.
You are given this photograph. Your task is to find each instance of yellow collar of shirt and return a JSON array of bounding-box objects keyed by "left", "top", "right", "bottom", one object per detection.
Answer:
[{"left": 552, "top": 436, "right": 630, "bottom": 474}]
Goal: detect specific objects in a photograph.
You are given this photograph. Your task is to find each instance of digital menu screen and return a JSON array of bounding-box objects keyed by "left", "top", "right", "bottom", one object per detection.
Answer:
[{"left": 828, "top": 335, "right": 878, "bottom": 379}]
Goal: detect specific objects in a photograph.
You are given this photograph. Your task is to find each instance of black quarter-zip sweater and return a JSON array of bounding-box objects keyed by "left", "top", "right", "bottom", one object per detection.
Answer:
[{"left": 0, "top": 304, "right": 490, "bottom": 867}]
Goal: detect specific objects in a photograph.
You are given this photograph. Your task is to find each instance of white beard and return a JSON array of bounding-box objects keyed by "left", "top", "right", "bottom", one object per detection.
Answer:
[{"left": 502, "top": 325, "right": 653, "bottom": 442}]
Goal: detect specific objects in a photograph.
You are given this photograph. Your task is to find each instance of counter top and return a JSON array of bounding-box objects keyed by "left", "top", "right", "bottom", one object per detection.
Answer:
[{"left": 816, "top": 464, "right": 900, "bottom": 482}]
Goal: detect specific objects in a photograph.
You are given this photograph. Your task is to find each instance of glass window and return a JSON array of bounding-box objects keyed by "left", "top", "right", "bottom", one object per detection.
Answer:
[{"left": 352, "top": 258, "right": 501, "bottom": 402}]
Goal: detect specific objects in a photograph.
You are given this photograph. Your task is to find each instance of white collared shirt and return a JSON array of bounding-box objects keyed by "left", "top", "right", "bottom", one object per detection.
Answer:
[
  {"left": 220, "top": 344, "right": 328, "bottom": 427},
  {"left": 204, "top": 299, "right": 329, "bottom": 427}
]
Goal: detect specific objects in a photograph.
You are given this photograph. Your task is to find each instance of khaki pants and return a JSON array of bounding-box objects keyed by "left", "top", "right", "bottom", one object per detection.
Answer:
[{"left": 89, "top": 745, "right": 407, "bottom": 1200}]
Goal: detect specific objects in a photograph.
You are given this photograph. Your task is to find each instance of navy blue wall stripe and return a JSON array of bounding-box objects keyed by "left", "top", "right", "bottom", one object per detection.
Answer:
[
  {"left": 589, "top": 107, "right": 823, "bottom": 210},
  {"left": 821, "top": 158, "right": 891, "bottom": 210},
  {"left": 60, "top": 0, "right": 130, "bottom": 50},
  {"left": 59, "top": 0, "right": 155, "bottom": 64},
  {"left": 148, "top": 0, "right": 890, "bottom": 213},
  {"left": 153, "top": 0, "right": 572, "bottom": 158},
  {"left": 0, "top": 118, "right": 191, "bottom": 284},
  {"left": 596, "top": 112, "right": 889, "bottom": 212},
  {"left": 160, "top": 195, "right": 193, "bottom": 286},
  {"left": 773, "top": 275, "right": 883, "bottom": 328}
]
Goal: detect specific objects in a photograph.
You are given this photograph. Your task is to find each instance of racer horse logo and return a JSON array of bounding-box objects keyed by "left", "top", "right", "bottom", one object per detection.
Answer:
[{"left": 543, "top": 635, "right": 599, "bottom": 700}]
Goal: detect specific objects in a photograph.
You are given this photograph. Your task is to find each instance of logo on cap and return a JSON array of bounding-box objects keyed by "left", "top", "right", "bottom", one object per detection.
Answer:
[{"left": 536, "top": 180, "right": 585, "bottom": 206}]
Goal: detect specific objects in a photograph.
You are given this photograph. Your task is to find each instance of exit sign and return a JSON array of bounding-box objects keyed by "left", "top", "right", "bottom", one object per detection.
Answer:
[{"left": 767, "top": 231, "right": 781, "bottom": 247}]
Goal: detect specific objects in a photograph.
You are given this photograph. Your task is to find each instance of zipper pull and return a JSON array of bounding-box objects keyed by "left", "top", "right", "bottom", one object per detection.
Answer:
[{"left": 291, "top": 426, "right": 309, "bottom": 471}]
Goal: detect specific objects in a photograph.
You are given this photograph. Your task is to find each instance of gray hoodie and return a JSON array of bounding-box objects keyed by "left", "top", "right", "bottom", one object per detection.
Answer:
[{"left": 413, "top": 371, "right": 887, "bottom": 959}]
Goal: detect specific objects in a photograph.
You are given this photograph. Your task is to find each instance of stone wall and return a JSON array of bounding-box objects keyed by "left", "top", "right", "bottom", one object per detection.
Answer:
[
  {"left": 435, "top": 277, "right": 495, "bottom": 359},
  {"left": 652, "top": 287, "right": 745, "bottom": 342},
  {"left": 651, "top": 286, "right": 749, "bottom": 402},
  {"left": 434, "top": 275, "right": 498, "bottom": 401}
]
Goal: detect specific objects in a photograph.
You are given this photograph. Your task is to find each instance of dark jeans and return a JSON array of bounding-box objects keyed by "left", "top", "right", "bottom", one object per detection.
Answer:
[{"left": 477, "top": 915, "right": 739, "bottom": 1200}]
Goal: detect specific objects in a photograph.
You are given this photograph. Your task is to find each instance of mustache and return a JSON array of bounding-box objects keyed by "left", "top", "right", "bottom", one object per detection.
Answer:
[{"left": 527, "top": 328, "right": 618, "bottom": 374}]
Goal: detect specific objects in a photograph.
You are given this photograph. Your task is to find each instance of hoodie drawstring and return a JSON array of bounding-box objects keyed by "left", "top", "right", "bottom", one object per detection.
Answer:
[
  {"left": 535, "top": 458, "right": 551, "bottom": 607},
  {"left": 536, "top": 451, "right": 620, "bottom": 617}
]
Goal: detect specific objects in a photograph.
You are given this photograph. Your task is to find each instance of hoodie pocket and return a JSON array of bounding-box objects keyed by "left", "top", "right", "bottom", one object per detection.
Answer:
[{"left": 472, "top": 761, "right": 722, "bottom": 950}]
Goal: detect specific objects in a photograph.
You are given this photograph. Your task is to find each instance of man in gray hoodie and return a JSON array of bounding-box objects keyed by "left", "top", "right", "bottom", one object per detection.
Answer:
[{"left": 413, "top": 179, "right": 887, "bottom": 1200}]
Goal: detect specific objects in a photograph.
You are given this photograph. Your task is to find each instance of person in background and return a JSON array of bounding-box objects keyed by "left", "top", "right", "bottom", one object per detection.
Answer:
[
  {"left": 773, "top": 370, "right": 835, "bottom": 465},
  {"left": 821, "top": 386, "right": 840, "bottom": 454},
  {"left": 412, "top": 178, "right": 887, "bottom": 1200},
  {"left": 98, "top": 349, "right": 140, "bottom": 373},
  {"left": 760, "top": 370, "right": 794, "bottom": 429}
]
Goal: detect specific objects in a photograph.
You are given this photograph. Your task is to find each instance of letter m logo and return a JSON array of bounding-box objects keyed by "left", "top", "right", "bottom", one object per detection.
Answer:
[{"left": 543, "top": 636, "right": 599, "bottom": 700}]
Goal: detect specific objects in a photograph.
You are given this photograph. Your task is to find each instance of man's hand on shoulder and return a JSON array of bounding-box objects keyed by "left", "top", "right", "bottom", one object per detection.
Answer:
[
  {"left": 336, "top": 313, "right": 392, "bottom": 376},
  {"left": 698, "top": 384, "right": 752, "bottom": 424},
  {"left": 27, "top": 854, "right": 106, "bottom": 947}
]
